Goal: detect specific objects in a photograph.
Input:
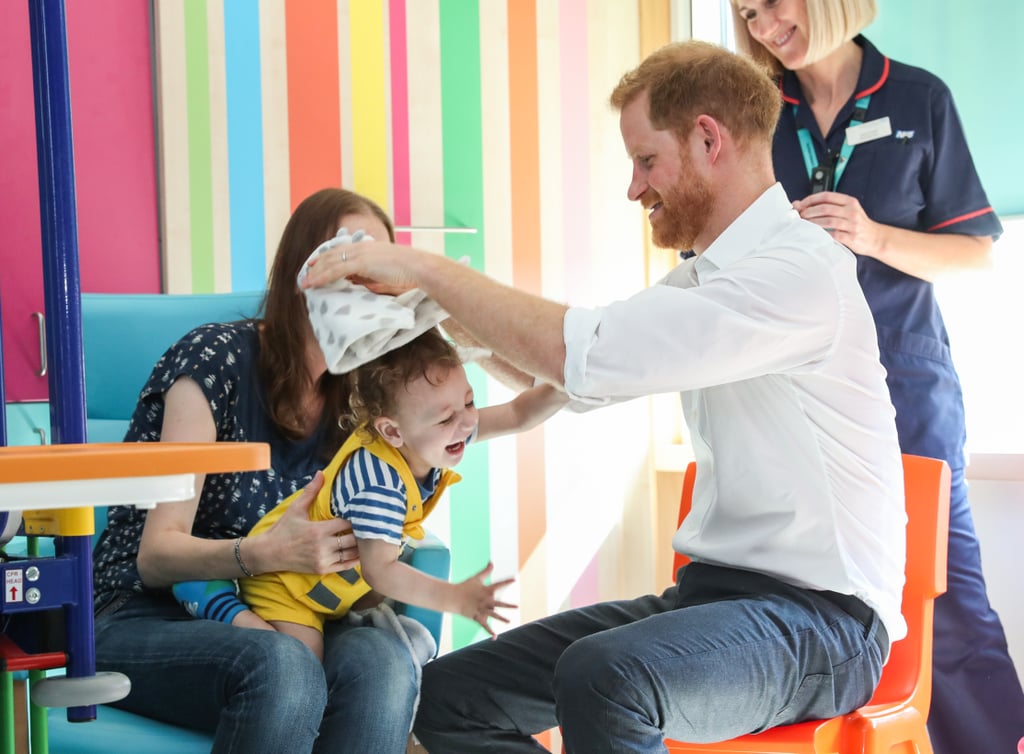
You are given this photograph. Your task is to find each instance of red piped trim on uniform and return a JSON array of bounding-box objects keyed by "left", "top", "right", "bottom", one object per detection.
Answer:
[
  {"left": 780, "top": 82, "right": 799, "bottom": 105},
  {"left": 779, "top": 56, "right": 890, "bottom": 105},
  {"left": 928, "top": 207, "right": 995, "bottom": 231},
  {"left": 854, "top": 57, "right": 890, "bottom": 99}
]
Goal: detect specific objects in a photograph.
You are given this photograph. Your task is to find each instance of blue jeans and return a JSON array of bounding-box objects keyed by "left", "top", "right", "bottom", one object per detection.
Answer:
[
  {"left": 415, "top": 563, "right": 887, "bottom": 753},
  {"left": 929, "top": 468, "right": 1024, "bottom": 754},
  {"left": 94, "top": 590, "right": 417, "bottom": 754}
]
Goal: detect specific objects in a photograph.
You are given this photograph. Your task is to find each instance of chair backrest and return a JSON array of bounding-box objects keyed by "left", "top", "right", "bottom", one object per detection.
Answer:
[
  {"left": 868, "top": 453, "right": 949, "bottom": 708},
  {"left": 672, "top": 454, "right": 950, "bottom": 710},
  {"left": 81, "top": 291, "right": 264, "bottom": 441},
  {"left": 81, "top": 291, "right": 265, "bottom": 542}
]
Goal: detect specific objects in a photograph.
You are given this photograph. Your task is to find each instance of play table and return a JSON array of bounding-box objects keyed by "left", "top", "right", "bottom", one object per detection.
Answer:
[{"left": 0, "top": 441, "right": 269, "bottom": 753}]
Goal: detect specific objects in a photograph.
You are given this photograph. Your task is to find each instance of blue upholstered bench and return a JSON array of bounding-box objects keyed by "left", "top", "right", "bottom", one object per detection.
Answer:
[{"left": 31, "top": 292, "right": 450, "bottom": 752}]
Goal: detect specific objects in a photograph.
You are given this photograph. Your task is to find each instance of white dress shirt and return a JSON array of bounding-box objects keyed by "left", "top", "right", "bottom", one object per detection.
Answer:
[{"left": 563, "top": 184, "right": 907, "bottom": 642}]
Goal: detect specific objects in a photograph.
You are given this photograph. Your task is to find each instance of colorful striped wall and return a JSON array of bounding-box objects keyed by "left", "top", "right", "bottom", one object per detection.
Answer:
[{"left": 153, "top": 0, "right": 659, "bottom": 652}]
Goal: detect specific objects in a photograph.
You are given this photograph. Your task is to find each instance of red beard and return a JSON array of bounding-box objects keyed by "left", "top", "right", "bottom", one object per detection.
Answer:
[{"left": 649, "top": 157, "right": 713, "bottom": 251}]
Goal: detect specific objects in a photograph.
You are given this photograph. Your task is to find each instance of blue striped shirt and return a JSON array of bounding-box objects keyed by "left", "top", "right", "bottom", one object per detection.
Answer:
[{"left": 331, "top": 448, "right": 441, "bottom": 546}]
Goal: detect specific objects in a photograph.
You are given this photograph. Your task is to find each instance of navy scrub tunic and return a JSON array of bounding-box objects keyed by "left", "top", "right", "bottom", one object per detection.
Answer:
[
  {"left": 772, "top": 35, "right": 1024, "bottom": 754},
  {"left": 773, "top": 35, "right": 1001, "bottom": 471}
]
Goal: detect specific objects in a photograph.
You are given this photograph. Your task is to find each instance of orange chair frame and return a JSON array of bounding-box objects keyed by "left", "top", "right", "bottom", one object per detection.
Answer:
[{"left": 663, "top": 454, "right": 950, "bottom": 754}]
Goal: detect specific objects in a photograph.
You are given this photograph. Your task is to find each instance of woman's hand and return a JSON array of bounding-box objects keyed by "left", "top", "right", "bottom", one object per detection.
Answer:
[
  {"left": 302, "top": 240, "right": 425, "bottom": 295},
  {"left": 792, "top": 191, "right": 885, "bottom": 258},
  {"left": 250, "top": 471, "right": 361, "bottom": 574}
]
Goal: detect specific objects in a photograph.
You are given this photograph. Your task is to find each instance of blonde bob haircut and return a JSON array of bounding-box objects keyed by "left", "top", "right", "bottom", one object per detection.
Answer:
[
  {"left": 610, "top": 40, "right": 781, "bottom": 151},
  {"left": 731, "top": 0, "right": 877, "bottom": 74}
]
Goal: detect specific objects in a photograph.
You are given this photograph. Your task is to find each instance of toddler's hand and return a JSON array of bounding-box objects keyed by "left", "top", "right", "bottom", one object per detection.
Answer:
[{"left": 451, "top": 562, "right": 516, "bottom": 638}]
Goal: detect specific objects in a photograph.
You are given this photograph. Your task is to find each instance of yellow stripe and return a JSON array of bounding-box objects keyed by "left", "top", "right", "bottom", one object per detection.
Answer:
[
  {"left": 518, "top": 536, "right": 548, "bottom": 623},
  {"left": 153, "top": 0, "right": 192, "bottom": 293},
  {"left": 206, "top": 0, "right": 232, "bottom": 292},
  {"left": 259, "top": 0, "right": 290, "bottom": 269},
  {"left": 348, "top": 0, "right": 388, "bottom": 208},
  {"left": 581, "top": 2, "right": 660, "bottom": 603}
]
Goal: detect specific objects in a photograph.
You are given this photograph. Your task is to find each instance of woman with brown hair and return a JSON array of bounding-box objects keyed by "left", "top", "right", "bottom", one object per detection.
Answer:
[{"left": 91, "top": 188, "right": 420, "bottom": 754}]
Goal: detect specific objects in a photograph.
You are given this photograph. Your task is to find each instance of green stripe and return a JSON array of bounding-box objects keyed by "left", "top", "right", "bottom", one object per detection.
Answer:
[
  {"left": 439, "top": 0, "right": 490, "bottom": 649},
  {"left": 184, "top": 0, "right": 214, "bottom": 292}
]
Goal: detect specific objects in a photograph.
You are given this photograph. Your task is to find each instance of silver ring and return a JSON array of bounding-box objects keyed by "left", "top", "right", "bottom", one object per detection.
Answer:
[{"left": 341, "top": 250, "right": 347, "bottom": 262}]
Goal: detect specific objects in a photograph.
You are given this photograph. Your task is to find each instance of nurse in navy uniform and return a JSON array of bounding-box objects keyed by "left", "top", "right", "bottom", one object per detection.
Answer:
[{"left": 731, "top": 1, "right": 1024, "bottom": 752}]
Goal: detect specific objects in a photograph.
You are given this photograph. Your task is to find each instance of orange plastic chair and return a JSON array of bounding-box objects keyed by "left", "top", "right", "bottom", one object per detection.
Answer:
[{"left": 663, "top": 453, "right": 950, "bottom": 754}]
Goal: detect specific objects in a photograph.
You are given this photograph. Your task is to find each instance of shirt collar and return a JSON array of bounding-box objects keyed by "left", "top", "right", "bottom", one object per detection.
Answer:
[
  {"left": 780, "top": 35, "right": 890, "bottom": 107},
  {"left": 695, "top": 183, "right": 796, "bottom": 281},
  {"left": 417, "top": 467, "right": 442, "bottom": 501}
]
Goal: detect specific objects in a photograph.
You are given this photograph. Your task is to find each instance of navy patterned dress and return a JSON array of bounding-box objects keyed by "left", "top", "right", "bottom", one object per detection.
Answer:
[{"left": 92, "top": 321, "right": 330, "bottom": 606}]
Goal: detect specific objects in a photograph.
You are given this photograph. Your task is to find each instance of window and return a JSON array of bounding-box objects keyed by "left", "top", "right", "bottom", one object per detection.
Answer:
[{"left": 937, "top": 217, "right": 1024, "bottom": 455}]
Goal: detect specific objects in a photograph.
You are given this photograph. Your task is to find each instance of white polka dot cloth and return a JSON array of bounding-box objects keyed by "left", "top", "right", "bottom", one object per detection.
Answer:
[{"left": 297, "top": 227, "right": 449, "bottom": 374}]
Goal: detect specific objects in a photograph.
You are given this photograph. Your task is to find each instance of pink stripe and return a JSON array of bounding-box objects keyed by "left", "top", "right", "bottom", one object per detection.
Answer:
[
  {"left": 388, "top": 0, "right": 411, "bottom": 245},
  {"left": 570, "top": 552, "right": 601, "bottom": 608},
  {"left": 560, "top": 0, "right": 591, "bottom": 301}
]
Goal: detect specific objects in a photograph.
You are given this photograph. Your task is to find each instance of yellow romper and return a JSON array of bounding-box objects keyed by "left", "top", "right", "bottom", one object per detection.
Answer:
[{"left": 239, "top": 431, "right": 460, "bottom": 631}]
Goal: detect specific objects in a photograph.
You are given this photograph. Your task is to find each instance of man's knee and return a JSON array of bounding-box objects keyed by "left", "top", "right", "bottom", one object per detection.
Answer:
[{"left": 554, "top": 635, "right": 638, "bottom": 707}]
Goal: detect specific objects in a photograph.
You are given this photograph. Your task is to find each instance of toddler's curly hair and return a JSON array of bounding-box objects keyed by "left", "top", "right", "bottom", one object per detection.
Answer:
[{"left": 343, "top": 327, "right": 461, "bottom": 439}]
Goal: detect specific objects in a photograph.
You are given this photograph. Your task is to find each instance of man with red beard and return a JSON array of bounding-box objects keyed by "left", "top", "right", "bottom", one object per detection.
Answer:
[{"left": 303, "top": 41, "right": 904, "bottom": 754}]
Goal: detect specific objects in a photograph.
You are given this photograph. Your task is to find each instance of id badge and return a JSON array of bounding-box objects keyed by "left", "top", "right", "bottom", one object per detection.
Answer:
[{"left": 846, "top": 117, "right": 892, "bottom": 146}]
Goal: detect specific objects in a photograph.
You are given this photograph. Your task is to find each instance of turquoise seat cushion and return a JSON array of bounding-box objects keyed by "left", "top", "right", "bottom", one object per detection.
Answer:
[{"left": 47, "top": 705, "right": 213, "bottom": 753}]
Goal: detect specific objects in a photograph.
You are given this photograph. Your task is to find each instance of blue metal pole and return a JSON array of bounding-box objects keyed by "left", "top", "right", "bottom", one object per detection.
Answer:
[{"left": 27, "top": 0, "right": 94, "bottom": 723}]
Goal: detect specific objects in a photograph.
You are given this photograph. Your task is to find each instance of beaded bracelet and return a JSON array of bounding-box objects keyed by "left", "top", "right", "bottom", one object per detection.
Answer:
[{"left": 233, "top": 537, "right": 254, "bottom": 577}]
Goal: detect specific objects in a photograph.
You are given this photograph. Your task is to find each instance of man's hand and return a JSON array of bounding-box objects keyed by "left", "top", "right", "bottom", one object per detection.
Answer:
[{"left": 302, "top": 240, "right": 429, "bottom": 295}]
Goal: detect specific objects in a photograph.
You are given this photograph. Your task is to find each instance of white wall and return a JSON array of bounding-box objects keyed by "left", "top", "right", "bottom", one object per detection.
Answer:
[{"left": 967, "top": 457, "right": 1024, "bottom": 688}]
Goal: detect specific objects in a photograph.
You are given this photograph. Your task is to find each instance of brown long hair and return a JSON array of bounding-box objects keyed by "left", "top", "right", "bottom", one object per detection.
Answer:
[{"left": 257, "top": 187, "right": 394, "bottom": 456}]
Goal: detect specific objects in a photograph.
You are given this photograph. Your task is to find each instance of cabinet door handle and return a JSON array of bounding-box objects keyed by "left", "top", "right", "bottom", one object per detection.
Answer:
[{"left": 33, "top": 311, "right": 47, "bottom": 376}]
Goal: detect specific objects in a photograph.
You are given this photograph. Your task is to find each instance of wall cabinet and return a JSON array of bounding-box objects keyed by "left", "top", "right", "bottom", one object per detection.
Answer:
[
  {"left": 0, "top": 0, "right": 161, "bottom": 402},
  {"left": 3, "top": 402, "right": 50, "bottom": 448}
]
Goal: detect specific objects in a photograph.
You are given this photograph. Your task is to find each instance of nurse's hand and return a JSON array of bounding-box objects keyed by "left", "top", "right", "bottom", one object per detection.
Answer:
[
  {"left": 302, "top": 240, "right": 426, "bottom": 295},
  {"left": 792, "top": 191, "right": 884, "bottom": 259}
]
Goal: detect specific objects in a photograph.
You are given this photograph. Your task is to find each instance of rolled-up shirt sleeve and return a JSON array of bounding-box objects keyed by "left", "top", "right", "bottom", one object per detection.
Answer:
[
  {"left": 562, "top": 306, "right": 613, "bottom": 408},
  {"left": 562, "top": 248, "right": 841, "bottom": 404}
]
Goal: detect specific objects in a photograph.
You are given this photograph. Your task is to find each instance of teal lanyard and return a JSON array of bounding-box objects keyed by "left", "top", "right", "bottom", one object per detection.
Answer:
[{"left": 794, "top": 94, "right": 871, "bottom": 191}]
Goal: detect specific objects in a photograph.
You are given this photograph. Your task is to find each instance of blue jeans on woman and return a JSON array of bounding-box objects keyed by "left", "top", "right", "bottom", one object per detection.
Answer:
[
  {"left": 94, "top": 590, "right": 418, "bottom": 754},
  {"left": 415, "top": 563, "right": 887, "bottom": 753}
]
